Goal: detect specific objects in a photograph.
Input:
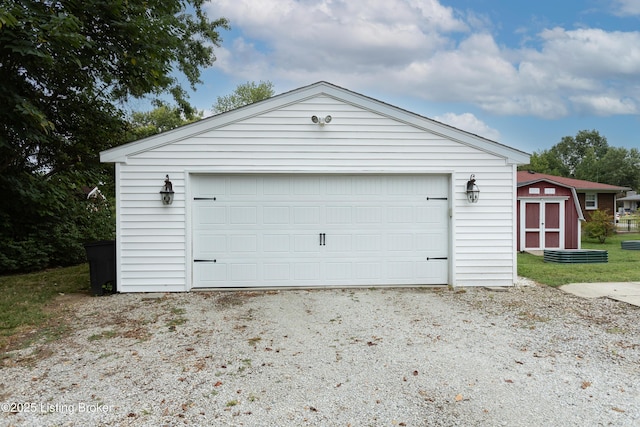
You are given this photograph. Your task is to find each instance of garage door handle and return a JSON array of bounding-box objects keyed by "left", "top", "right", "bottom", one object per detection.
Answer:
[{"left": 319, "top": 233, "right": 326, "bottom": 246}]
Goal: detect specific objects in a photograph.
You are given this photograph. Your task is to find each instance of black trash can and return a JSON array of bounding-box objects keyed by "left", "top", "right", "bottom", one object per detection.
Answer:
[{"left": 84, "top": 240, "right": 117, "bottom": 296}]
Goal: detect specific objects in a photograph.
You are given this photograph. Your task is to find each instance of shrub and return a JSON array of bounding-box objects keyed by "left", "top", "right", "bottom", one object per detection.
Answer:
[{"left": 583, "top": 209, "right": 615, "bottom": 243}]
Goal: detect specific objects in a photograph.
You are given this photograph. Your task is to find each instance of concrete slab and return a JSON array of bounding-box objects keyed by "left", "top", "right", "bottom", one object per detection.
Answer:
[{"left": 559, "top": 282, "right": 640, "bottom": 307}]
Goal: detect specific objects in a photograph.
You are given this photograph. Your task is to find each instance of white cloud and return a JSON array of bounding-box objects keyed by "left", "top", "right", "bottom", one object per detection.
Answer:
[
  {"left": 611, "top": 0, "right": 640, "bottom": 16},
  {"left": 434, "top": 112, "right": 501, "bottom": 141},
  {"left": 205, "top": 0, "right": 640, "bottom": 118},
  {"left": 569, "top": 95, "right": 638, "bottom": 115}
]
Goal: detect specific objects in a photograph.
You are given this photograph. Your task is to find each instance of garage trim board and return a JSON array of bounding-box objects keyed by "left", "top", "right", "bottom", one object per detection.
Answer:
[{"left": 191, "top": 174, "right": 450, "bottom": 289}]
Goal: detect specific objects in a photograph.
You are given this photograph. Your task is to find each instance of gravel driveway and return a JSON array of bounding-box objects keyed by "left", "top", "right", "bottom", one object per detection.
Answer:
[{"left": 1, "top": 281, "right": 639, "bottom": 426}]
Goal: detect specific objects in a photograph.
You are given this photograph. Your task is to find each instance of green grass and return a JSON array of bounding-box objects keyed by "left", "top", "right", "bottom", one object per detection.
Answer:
[
  {"left": 0, "top": 264, "right": 91, "bottom": 350},
  {"left": 518, "top": 233, "right": 640, "bottom": 287}
]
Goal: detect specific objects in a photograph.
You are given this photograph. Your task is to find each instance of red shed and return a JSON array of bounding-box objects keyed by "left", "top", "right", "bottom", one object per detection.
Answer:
[{"left": 517, "top": 171, "right": 629, "bottom": 251}]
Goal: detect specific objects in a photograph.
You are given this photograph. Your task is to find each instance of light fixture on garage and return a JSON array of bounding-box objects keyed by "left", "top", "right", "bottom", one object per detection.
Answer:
[
  {"left": 160, "top": 175, "right": 174, "bottom": 205},
  {"left": 466, "top": 174, "right": 480, "bottom": 203},
  {"left": 311, "top": 115, "right": 332, "bottom": 125}
]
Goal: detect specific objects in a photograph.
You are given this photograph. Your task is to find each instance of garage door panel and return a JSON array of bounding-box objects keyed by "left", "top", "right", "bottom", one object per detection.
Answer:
[
  {"left": 417, "top": 260, "right": 447, "bottom": 282},
  {"left": 229, "top": 177, "right": 257, "bottom": 195},
  {"left": 293, "top": 177, "right": 320, "bottom": 195},
  {"left": 325, "top": 262, "right": 352, "bottom": 280},
  {"left": 354, "top": 177, "right": 383, "bottom": 195},
  {"left": 416, "top": 232, "right": 448, "bottom": 253},
  {"left": 194, "top": 206, "right": 226, "bottom": 226},
  {"left": 263, "top": 263, "right": 290, "bottom": 281},
  {"left": 388, "top": 261, "right": 414, "bottom": 279},
  {"left": 388, "top": 233, "right": 415, "bottom": 251},
  {"left": 194, "top": 233, "right": 226, "bottom": 258},
  {"left": 325, "top": 177, "right": 353, "bottom": 195},
  {"left": 354, "top": 234, "right": 382, "bottom": 251},
  {"left": 294, "top": 263, "right": 321, "bottom": 280},
  {"left": 231, "top": 263, "right": 257, "bottom": 281},
  {"left": 263, "top": 207, "right": 290, "bottom": 224},
  {"left": 194, "top": 262, "right": 227, "bottom": 287},
  {"left": 355, "top": 262, "right": 381, "bottom": 280},
  {"left": 229, "top": 207, "right": 257, "bottom": 224},
  {"left": 263, "top": 177, "right": 290, "bottom": 195},
  {"left": 192, "top": 175, "right": 449, "bottom": 288},
  {"left": 293, "top": 207, "right": 320, "bottom": 224},
  {"left": 326, "top": 206, "right": 352, "bottom": 224},
  {"left": 263, "top": 234, "right": 290, "bottom": 253},
  {"left": 293, "top": 234, "right": 322, "bottom": 253},
  {"left": 229, "top": 234, "right": 257, "bottom": 253},
  {"left": 324, "top": 234, "right": 352, "bottom": 252},
  {"left": 355, "top": 206, "right": 382, "bottom": 223},
  {"left": 387, "top": 206, "right": 414, "bottom": 223}
]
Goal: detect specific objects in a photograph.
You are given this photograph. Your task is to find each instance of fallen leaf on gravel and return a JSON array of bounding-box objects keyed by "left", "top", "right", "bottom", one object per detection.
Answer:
[
  {"left": 455, "top": 394, "right": 463, "bottom": 402},
  {"left": 367, "top": 341, "right": 377, "bottom": 346},
  {"left": 505, "top": 379, "right": 514, "bottom": 383},
  {"left": 612, "top": 407, "right": 625, "bottom": 413},
  {"left": 413, "top": 370, "right": 418, "bottom": 376},
  {"left": 515, "top": 360, "right": 524, "bottom": 365},
  {"left": 214, "top": 381, "right": 223, "bottom": 387},
  {"left": 582, "top": 381, "right": 592, "bottom": 389}
]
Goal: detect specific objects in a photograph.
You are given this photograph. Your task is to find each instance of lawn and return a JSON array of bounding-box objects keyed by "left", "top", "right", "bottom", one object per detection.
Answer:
[
  {"left": 518, "top": 232, "right": 640, "bottom": 287},
  {"left": 0, "top": 264, "right": 91, "bottom": 351}
]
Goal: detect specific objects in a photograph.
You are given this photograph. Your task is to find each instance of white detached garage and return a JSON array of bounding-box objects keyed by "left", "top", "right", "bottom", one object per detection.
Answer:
[{"left": 101, "top": 82, "right": 529, "bottom": 292}]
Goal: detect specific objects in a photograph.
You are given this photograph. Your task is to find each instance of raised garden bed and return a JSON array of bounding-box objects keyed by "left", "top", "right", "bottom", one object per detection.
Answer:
[
  {"left": 621, "top": 240, "right": 640, "bottom": 250},
  {"left": 543, "top": 249, "right": 608, "bottom": 264}
]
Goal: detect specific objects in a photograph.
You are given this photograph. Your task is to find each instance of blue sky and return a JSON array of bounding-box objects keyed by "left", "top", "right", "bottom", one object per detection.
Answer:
[{"left": 171, "top": 0, "right": 640, "bottom": 155}]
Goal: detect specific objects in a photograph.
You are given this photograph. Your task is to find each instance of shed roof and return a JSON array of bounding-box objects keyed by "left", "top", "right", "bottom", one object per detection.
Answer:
[
  {"left": 517, "top": 171, "right": 630, "bottom": 192},
  {"left": 101, "top": 81, "right": 530, "bottom": 164}
]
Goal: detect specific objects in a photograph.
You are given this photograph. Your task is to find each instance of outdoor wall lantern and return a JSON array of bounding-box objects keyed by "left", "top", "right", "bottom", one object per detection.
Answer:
[
  {"left": 466, "top": 174, "right": 480, "bottom": 203},
  {"left": 311, "top": 115, "right": 332, "bottom": 125},
  {"left": 160, "top": 175, "right": 174, "bottom": 205}
]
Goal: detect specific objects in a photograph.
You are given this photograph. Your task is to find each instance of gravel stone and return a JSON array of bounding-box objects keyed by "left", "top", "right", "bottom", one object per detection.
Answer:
[{"left": 1, "top": 280, "right": 639, "bottom": 426}]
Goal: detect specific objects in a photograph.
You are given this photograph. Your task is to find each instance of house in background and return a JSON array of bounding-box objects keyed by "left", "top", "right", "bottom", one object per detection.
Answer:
[
  {"left": 517, "top": 171, "right": 629, "bottom": 251},
  {"left": 101, "top": 81, "right": 529, "bottom": 293},
  {"left": 618, "top": 191, "right": 640, "bottom": 213}
]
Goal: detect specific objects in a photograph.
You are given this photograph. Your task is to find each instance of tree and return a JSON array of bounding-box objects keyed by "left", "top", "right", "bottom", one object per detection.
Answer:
[
  {"left": 595, "top": 147, "right": 640, "bottom": 189},
  {"left": 524, "top": 150, "right": 567, "bottom": 176},
  {"left": 213, "top": 81, "right": 275, "bottom": 113},
  {"left": 1, "top": 0, "right": 228, "bottom": 175},
  {"left": 0, "top": 0, "right": 228, "bottom": 273},
  {"left": 127, "top": 105, "right": 202, "bottom": 140},
  {"left": 550, "top": 130, "right": 609, "bottom": 177},
  {"left": 520, "top": 129, "right": 640, "bottom": 188}
]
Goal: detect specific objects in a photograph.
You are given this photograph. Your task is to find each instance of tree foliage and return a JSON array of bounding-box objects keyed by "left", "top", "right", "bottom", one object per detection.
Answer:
[
  {"left": 520, "top": 130, "right": 640, "bottom": 189},
  {"left": 127, "top": 105, "right": 202, "bottom": 140},
  {"left": 0, "top": 0, "right": 228, "bottom": 273},
  {"left": 213, "top": 81, "right": 275, "bottom": 113}
]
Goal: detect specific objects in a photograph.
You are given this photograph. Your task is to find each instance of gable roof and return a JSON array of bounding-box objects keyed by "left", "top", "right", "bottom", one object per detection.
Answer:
[
  {"left": 517, "top": 171, "right": 630, "bottom": 192},
  {"left": 101, "top": 81, "right": 530, "bottom": 164}
]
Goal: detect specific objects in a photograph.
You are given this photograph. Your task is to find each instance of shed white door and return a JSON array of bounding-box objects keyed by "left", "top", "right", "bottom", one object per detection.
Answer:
[
  {"left": 192, "top": 175, "right": 449, "bottom": 288},
  {"left": 520, "top": 199, "right": 565, "bottom": 250}
]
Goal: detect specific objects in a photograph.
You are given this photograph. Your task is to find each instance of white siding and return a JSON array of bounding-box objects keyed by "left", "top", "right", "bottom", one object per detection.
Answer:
[{"left": 112, "top": 92, "right": 522, "bottom": 292}]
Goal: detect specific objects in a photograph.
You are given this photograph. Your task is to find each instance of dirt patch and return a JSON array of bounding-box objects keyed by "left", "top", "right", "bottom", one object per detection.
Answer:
[{"left": 1, "top": 292, "right": 92, "bottom": 357}]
